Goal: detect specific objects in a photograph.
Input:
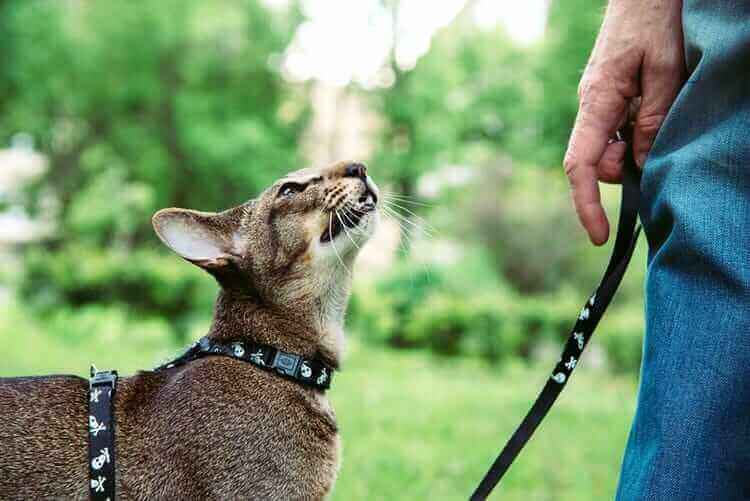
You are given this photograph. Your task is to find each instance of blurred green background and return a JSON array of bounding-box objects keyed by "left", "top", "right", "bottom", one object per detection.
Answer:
[{"left": 0, "top": 0, "right": 646, "bottom": 499}]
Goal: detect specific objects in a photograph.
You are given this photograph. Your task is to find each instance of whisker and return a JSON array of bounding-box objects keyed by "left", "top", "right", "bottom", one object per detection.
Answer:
[
  {"left": 382, "top": 195, "right": 433, "bottom": 209},
  {"left": 381, "top": 199, "right": 429, "bottom": 222},
  {"left": 329, "top": 212, "right": 351, "bottom": 275},
  {"left": 381, "top": 207, "right": 422, "bottom": 236},
  {"left": 341, "top": 209, "right": 366, "bottom": 238},
  {"left": 379, "top": 198, "right": 435, "bottom": 285},
  {"left": 381, "top": 207, "right": 429, "bottom": 255},
  {"left": 388, "top": 216, "right": 435, "bottom": 285},
  {"left": 382, "top": 192, "right": 433, "bottom": 207},
  {"left": 381, "top": 205, "right": 433, "bottom": 237},
  {"left": 336, "top": 210, "right": 360, "bottom": 250},
  {"left": 382, "top": 199, "right": 434, "bottom": 227}
]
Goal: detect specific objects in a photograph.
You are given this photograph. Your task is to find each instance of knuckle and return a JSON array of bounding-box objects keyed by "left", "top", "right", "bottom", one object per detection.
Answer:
[
  {"left": 577, "top": 78, "right": 588, "bottom": 99},
  {"left": 648, "top": 57, "right": 681, "bottom": 77},
  {"left": 562, "top": 153, "right": 578, "bottom": 178},
  {"left": 637, "top": 112, "right": 667, "bottom": 135},
  {"left": 577, "top": 73, "right": 610, "bottom": 105}
]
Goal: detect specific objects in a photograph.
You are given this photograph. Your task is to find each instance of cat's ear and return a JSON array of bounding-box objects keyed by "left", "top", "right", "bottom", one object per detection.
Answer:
[{"left": 152, "top": 206, "right": 245, "bottom": 271}]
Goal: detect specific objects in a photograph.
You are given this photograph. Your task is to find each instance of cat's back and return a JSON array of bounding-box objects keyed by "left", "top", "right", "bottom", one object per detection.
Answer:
[{"left": 0, "top": 375, "right": 89, "bottom": 499}]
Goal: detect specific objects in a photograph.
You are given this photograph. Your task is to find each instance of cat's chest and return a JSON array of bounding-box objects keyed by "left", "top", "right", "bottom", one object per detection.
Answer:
[{"left": 119, "top": 370, "right": 340, "bottom": 500}]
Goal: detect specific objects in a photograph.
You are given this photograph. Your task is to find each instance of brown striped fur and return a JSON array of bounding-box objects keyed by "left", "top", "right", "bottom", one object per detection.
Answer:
[{"left": 0, "top": 161, "right": 379, "bottom": 499}]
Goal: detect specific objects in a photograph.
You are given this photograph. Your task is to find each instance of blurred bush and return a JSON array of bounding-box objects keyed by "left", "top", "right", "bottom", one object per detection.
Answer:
[
  {"left": 0, "top": 297, "right": 184, "bottom": 375},
  {"left": 459, "top": 164, "right": 583, "bottom": 294},
  {"left": 348, "top": 256, "right": 610, "bottom": 366},
  {"left": 351, "top": 263, "right": 643, "bottom": 372},
  {"left": 44, "top": 304, "right": 174, "bottom": 347},
  {"left": 3, "top": 0, "right": 306, "bottom": 340},
  {"left": 404, "top": 292, "right": 522, "bottom": 364},
  {"left": 20, "top": 244, "right": 214, "bottom": 343},
  {"left": 0, "top": 0, "right": 644, "bottom": 377}
]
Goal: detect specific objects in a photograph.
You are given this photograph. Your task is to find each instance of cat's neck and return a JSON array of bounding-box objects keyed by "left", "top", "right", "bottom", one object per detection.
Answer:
[{"left": 206, "top": 291, "right": 343, "bottom": 368}]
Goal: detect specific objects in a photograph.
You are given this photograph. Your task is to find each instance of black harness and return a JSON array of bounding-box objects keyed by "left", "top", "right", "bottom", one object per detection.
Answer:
[
  {"left": 86, "top": 337, "right": 334, "bottom": 500},
  {"left": 88, "top": 368, "right": 118, "bottom": 501}
]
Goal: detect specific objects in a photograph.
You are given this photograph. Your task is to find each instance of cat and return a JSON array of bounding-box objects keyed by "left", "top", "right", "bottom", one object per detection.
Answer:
[{"left": 0, "top": 160, "right": 379, "bottom": 500}]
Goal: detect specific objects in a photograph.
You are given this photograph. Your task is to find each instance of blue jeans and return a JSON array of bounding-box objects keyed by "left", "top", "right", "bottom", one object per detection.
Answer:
[{"left": 616, "top": 2, "right": 750, "bottom": 499}]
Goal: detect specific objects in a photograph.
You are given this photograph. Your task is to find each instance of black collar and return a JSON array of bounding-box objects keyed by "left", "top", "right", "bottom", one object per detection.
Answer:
[{"left": 154, "top": 336, "right": 334, "bottom": 391}]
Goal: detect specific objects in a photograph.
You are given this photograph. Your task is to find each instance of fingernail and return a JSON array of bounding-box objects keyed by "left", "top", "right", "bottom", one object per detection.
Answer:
[
  {"left": 588, "top": 226, "right": 608, "bottom": 246},
  {"left": 590, "top": 233, "right": 606, "bottom": 246}
]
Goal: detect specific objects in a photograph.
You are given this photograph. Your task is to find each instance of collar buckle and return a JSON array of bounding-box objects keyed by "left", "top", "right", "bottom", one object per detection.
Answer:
[
  {"left": 89, "top": 367, "right": 118, "bottom": 388},
  {"left": 271, "top": 350, "right": 301, "bottom": 377}
]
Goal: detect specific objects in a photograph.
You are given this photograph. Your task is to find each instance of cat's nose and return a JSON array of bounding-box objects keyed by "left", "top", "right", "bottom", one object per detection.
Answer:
[{"left": 344, "top": 162, "right": 367, "bottom": 179}]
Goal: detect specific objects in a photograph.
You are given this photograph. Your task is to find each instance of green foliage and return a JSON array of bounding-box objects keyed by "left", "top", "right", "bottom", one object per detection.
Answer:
[
  {"left": 44, "top": 304, "right": 173, "bottom": 348},
  {"left": 1, "top": 0, "right": 643, "bottom": 377},
  {"left": 404, "top": 292, "right": 523, "bottom": 364},
  {"left": 371, "top": 0, "right": 607, "bottom": 184},
  {"left": 371, "top": 18, "right": 534, "bottom": 196},
  {"left": 459, "top": 164, "right": 585, "bottom": 294},
  {"left": 350, "top": 257, "right": 586, "bottom": 365},
  {"left": 2, "top": 0, "right": 306, "bottom": 326},
  {"left": 0, "top": 297, "right": 180, "bottom": 375},
  {"left": 20, "top": 244, "right": 215, "bottom": 342},
  {"left": 534, "top": 0, "right": 607, "bottom": 166},
  {"left": 509, "top": 290, "right": 583, "bottom": 353},
  {"left": 350, "top": 250, "right": 643, "bottom": 373},
  {"left": 21, "top": 244, "right": 212, "bottom": 312},
  {"left": 349, "top": 267, "right": 441, "bottom": 348}
]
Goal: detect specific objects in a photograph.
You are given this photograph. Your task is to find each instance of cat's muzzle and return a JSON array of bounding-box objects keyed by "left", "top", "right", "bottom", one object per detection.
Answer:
[{"left": 320, "top": 199, "right": 376, "bottom": 243}]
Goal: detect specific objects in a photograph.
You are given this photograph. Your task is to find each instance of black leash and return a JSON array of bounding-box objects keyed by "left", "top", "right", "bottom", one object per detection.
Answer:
[
  {"left": 86, "top": 337, "right": 334, "bottom": 499},
  {"left": 83, "top": 148, "right": 638, "bottom": 500},
  {"left": 470, "top": 135, "right": 642, "bottom": 500}
]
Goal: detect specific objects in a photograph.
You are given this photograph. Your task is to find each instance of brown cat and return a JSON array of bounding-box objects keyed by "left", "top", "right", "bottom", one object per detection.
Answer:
[{"left": 0, "top": 161, "right": 379, "bottom": 500}]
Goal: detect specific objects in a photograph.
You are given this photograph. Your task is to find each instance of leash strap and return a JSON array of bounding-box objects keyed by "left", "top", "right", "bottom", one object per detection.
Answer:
[
  {"left": 469, "top": 137, "right": 642, "bottom": 500},
  {"left": 155, "top": 336, "right": 334, "bottom": 390},
  {"left": 88, "top": 367, "right": 118, "bottom": 501}
]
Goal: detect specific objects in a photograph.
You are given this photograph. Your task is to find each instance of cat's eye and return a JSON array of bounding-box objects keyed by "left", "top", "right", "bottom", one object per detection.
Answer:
[{"left": 278, "top": 182, "right": 305, "bottom": 197}]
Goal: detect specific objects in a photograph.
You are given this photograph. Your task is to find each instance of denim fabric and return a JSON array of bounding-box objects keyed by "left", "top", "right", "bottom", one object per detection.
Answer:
[{"left": 616, "top": 2, "right": 750, "bottom": 500}]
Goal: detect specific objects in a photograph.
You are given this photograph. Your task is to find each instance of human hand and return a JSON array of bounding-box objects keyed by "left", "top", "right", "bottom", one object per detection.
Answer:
[{"left": 563, "top": 0, "right": 686, "bottom": 245}]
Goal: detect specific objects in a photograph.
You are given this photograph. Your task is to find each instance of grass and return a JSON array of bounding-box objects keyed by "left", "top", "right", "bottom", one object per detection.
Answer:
[
  {"left": 1, "top": 299, "right": 637, "bottom": 500},
  {"left": 331, "top": 343, "right": 636, "bottom": 500}
]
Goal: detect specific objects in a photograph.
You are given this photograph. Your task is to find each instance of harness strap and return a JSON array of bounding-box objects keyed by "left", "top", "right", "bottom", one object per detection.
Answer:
[
  {"left": 469, "top": 134, "right": 642, "bottom": 501},
  {"left": 83, "top": 338, "right": 331, "bottom": 498},
  {"left": 88, "top": 367, "right": 118, "bottom": 501}
]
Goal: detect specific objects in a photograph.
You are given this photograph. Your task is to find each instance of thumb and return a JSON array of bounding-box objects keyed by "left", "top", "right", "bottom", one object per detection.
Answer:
[{"left": 633, "top": 65, "right": 683, "bottom": 168}]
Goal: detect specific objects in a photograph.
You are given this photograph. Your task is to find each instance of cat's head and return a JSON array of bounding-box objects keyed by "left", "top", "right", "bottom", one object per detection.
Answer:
[{"left": 152, "top": 161, "right": 379, "bottom": 328}]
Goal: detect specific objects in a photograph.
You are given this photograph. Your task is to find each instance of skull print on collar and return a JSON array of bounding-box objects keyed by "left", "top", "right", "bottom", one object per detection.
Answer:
[{"left": 155, "top": 336, "right": 334, "bottom": 391}]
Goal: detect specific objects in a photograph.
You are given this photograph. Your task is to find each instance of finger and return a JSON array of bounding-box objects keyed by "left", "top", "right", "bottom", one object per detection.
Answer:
[
  {"left": 564, "top": 125, "right": 609, "bottom": 246},
  {"left": 628, "top": 97, "right": 642, "bottom": 124},
  {"left": 564, "top": 78, "right": 627, "bottom": 245},
  {"left": 597, "top": 140, "right": 627, "bottom": 183},
  {"left": 633, "top": 61, "right": 684, "bottom": 167}
]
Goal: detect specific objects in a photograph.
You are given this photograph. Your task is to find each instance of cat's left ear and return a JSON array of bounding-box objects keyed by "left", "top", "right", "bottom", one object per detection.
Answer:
[{"left": 152, "top": 205, "right": 246, "bottom": 271}]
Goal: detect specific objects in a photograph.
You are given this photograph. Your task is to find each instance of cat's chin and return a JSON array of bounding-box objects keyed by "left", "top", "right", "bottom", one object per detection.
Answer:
[
  {"left": 318, "top": 209, "right": 378, "bottom": 255},
  {"left": 319, "top": 206, "right": 378, "bottom": 245}
]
